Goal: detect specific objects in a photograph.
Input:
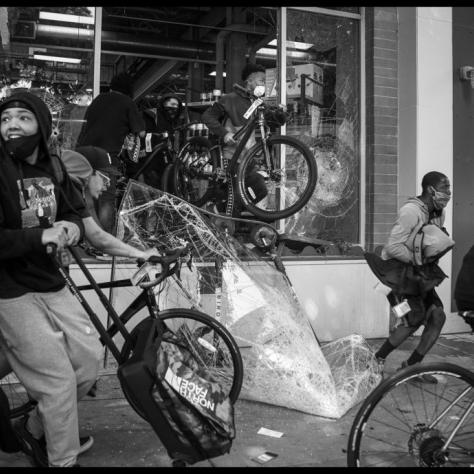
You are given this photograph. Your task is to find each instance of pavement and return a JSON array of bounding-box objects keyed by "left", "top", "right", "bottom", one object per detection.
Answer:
[{"left": 1, "top": 332, "right": 473, "bottom": 468}]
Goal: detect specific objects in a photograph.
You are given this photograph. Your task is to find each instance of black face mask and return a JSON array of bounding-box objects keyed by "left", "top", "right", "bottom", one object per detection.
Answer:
[
  {"left": 4, "top": 133, "right": 41, "bottom": 161},
  {"left": 5, "top": 132, "right": 41, "bottom": 161},
  {"left": 164, "top": 107, "right": 178, "bottom": 118}
]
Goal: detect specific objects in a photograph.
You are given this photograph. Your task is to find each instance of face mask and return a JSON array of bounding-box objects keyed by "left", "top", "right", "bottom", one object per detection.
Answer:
[
  {"left": 432, "top": 188, "right": 451, "bottom": 210},
  {"left": 164, "top": 107, "right": 178, "bottom": 117},
  {"left": 253, "top": 85, "right": 266, "bottom": 97},
  {"left": 4, "top": 133, "right": 41, "bottom": 161}
]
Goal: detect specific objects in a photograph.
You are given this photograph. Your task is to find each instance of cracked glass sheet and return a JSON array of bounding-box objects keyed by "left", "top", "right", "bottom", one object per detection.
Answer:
[
  {"left": 116, "top": 180, "right": 380, "bottom": 418},
  {"left": 321, "top": 335, "right": 382, "bottom": 417}
]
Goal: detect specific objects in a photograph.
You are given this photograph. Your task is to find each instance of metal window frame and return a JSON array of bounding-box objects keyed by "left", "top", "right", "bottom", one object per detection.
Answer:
[
  {"left": 281, "top": 6, "right": 365, "bottom": 248},
  {"left": 93, "top": 6, "right": 102, "bottom": 98}
]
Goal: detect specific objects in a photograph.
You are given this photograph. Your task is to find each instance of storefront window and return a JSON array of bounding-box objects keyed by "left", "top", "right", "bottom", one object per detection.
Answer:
[
  {"left": 282, "top": 8, "right": 361, "bottom": 245},
  {"left": 0, "top": 6, "right": 96, "bottom": 150}
]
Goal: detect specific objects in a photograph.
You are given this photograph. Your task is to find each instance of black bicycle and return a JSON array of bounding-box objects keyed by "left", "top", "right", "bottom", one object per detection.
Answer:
[
  {"left": 0, "top": 243, "right": 243, "bottom": 423},
  {"left": 169, "top": 84, "right": 318, "bottom": 222},
  {"left": 347, "top": 313, "right": 474, "bottom": 467}
]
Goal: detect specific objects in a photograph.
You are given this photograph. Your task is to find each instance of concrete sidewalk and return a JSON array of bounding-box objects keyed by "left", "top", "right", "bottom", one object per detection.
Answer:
[{"left": 1, "top": 332, "right": 473, "bottom": 468}]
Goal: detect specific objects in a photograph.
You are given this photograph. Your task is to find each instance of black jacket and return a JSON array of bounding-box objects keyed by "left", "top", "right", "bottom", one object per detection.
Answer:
[
  {"left": 455, "top": 244, "right": 474, "bottom": 311},
  {"left": 0, "top": 92, "right": 86, "bottom": 297},
  {"left": 142, "top": 93, "right": 184, "bottom": 136}
]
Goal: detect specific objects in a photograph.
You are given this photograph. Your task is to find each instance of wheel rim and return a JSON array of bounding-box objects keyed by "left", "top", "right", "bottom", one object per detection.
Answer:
[
  {"left": 239, "top": 138, "right": 316, "bottom": 220},
  {"left": 351, "top": 366, "right": 474, "bottom": 467}
]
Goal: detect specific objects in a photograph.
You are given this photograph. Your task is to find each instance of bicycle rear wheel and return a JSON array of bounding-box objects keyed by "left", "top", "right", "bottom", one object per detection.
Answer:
[
  {"left": 173, "top": 137, "right": 219, "bottom": 207},
  {"left": 1, "top": 373, "right": 37, "bottom": 419},
  {"left": 236, "top": 135, "right": 317, "bottom": 221},
  {"left": 120, "top": 309, "right": 243, "bottom": 420},
  {"left": 347, "top": 362, "right": 474, "bottom": 467}
]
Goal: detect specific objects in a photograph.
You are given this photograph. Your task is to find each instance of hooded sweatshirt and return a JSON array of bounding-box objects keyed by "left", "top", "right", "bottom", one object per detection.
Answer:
[
  {"left": 0, "top": 92, "right": 87, "bottom": 297},
  {"left": 382, "top": 196, "right": 445, "bottom": 263},
  {"left": 143, "top": 93, "right": 184, "bottom": 136}
]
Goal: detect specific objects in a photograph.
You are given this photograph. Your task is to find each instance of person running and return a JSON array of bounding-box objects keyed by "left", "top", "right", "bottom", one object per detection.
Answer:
[{"left": 369, "top": 171, "right": 452, "bottom": 383}]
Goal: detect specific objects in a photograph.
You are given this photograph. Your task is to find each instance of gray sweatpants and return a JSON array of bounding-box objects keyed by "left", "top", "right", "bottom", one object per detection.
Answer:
[{"left": 0, "top": 287, "right": 102, "bottom": 467}]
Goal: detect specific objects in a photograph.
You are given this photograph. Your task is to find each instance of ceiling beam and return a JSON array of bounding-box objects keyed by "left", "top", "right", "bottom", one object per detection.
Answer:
[{"left": 132, "top": 7, "right": 227, "bottom": 100}]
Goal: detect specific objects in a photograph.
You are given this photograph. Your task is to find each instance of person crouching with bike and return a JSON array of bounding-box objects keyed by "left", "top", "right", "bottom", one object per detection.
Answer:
[
  {"left": 0, "top": 92, "right": 103, "bottom": 467},
  {"left": 61, "top": 147, "right": 159, "bottom": 262},
  {"left": 202, "top": 63, "right": 287, "bottom": 215}
]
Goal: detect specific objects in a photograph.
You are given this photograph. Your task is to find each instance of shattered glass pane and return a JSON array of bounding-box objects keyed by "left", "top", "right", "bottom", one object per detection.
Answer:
[
  {"left": 117, "top": 180, "right": 381, "bottom": 418},
  {"left": 283, "top": 9, "right": 361, "bottom": 245}
]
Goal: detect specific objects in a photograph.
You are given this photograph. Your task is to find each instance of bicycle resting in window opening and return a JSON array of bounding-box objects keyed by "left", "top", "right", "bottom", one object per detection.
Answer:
[{"left": 171, "top": 62, "right": 318, "bottom": 223}]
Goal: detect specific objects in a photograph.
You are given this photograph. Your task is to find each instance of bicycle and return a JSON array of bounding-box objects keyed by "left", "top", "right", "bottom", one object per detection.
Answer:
[
  {"left": 0, "top": 243, "right": 243, "bottom": 428},
  {"left": 169, "top": 84, "right": 318, "bottom": 222},
  {"left": 346, "top": 312, "right": 474, "bottom": 467}
]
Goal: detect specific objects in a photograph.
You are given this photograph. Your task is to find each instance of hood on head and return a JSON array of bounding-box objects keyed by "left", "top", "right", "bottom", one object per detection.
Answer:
[
  {"left": 158, "top": 93, "right": 183, "bottom": 116},
  {"left": 0, "top": 91, "right": 52, "bottom": 159}
]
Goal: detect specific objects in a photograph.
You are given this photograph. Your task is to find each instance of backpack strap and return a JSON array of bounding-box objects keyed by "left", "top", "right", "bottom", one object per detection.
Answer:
[
  {"left": 412, "top": 225, "right": 425, "bottom": 266},
  {"left": 50, "top": 153, "right": 65, "bottom": 185}
]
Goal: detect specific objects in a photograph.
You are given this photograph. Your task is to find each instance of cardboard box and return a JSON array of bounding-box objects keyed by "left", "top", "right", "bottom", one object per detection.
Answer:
[{"left": 266, "top": 64, "right": 324, "bottom": 105}]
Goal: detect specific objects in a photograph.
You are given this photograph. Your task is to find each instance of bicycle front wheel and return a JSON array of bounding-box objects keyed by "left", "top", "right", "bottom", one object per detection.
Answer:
[
  {"left": 173, "top": 137, "right": 219, "bottom": 207},
  {"left": 236, "top": 135, "right": 317, "bottom": 221},
  {"left": 120, "top": 309, "right": 243, "bottom": 420},
  {"left": 347, "top": 362, "right": 474, "bottom": 467}
]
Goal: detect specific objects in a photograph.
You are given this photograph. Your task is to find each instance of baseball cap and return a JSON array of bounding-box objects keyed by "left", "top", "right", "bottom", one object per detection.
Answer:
[
  {"left": 75, "top": 145, "right": 121, "bottom": 175},
  {"left": 60, "top": 149, "right": 93, "bottom": 184}
]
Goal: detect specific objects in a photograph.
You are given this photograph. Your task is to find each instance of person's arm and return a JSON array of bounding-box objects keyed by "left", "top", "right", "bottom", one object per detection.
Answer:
[
  {"left": 54, "top": 172, "right": 88, "bottom": 246},
  {"left": 201, "top": 101, "right": 228, "bottom": 138},
  {"left": 382, "top": 209, "right": 420, "bottom": 263},
  {"left": 83, "top": 216, "right": 157, "bottom": 260}
]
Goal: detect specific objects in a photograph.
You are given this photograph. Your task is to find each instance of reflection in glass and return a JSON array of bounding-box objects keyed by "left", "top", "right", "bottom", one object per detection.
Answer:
[
  {"left": 284, "top": 9, "right": 361, "bottom": 245},
  {"left": 0, "top": 6, "right": 95, "bottom": 150}
]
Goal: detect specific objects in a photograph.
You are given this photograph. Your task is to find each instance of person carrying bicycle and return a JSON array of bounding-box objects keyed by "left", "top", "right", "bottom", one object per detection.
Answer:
[
  {"left": 201, "top": 63, "right": 287, "bottom": 214},
  {"left": 0, "top": 91, "right": 103, "bottom": 467}
]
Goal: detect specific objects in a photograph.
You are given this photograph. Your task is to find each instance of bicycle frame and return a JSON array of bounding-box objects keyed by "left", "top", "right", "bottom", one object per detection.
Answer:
[
  {"left": 55, "top": 246, "right": 156, "bottom": 365},
  {"left": 130, "top": 139, "right": 174, "bottom": 181},
  {"left": 226, "top": 104, "right": 270, "bottom": 174}
]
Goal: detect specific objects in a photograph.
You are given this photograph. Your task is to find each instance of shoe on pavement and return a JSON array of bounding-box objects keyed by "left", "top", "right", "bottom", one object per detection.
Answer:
[
  {"left": 399, "top": 360, "right": 438, "bottom": 384},
  {"left": 37, "top": 434, "right": 94, "bottom": 456},
  {"left": 12, "top": 416, "right": 48, "bottom": 467},
  {"left": 13, "top": 414, "right": 94, "bottom": 468}
]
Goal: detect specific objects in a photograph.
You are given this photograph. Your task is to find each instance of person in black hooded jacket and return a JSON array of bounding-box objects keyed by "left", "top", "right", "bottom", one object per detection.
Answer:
[
  {"left": 129, "top": 94, "right": 185, "bottom": 188},
  {"left": 0, "top": 92, "right": 102, "bottom": 467}
]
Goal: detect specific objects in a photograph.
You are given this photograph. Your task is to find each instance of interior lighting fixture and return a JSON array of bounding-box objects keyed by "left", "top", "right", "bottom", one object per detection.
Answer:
[
  {"left": 209, "top": 71, "right": 226, "bottom": 77},
  {"left": 268, "top": 39, "right": 314, "bottom": 50},
  {"left": 33, "top": 54, "right": 81, "bottom": 64},
  {"left": 256, "top": 47, "right": 308, "bottom": 59},
  {"left": 39, "top": 11, "right": 95, "bottom": 25}
]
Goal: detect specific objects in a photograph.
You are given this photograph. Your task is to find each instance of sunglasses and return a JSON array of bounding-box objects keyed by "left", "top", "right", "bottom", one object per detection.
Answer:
[{"left": 94, "top": 170, "right": 111, "bottom": 190}]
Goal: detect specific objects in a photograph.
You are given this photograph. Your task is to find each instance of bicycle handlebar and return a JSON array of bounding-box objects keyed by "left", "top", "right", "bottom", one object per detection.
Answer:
[{"left": 136, "top": 243, "right": 192, "bottom": 289}]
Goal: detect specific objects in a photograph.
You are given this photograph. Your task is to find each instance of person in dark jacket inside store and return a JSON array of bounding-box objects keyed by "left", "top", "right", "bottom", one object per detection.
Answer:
[
  {"left": 0, "top": 91, "right": 102, "bottom": 467},
  {"left": 76, "top": 72, "right": 145, "bottom": 233},
  {"left": 134, "top": 93, "right": 185, "bottom": 189},
  {"left": 201, "top": 63, "right": 287, "bottom": 214}
]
